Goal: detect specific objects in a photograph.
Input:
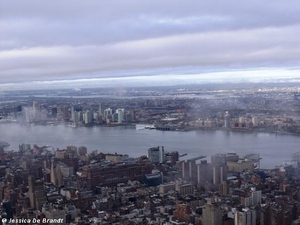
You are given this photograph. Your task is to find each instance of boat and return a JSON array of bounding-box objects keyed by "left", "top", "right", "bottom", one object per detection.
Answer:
[{"left": 145, "top": 126, "right": 155, "bottom": 130}]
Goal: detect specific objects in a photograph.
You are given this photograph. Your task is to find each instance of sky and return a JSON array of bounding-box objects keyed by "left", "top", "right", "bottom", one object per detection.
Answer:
[{"left": 1, "top": 0, "right": 300, "bottom": 89}]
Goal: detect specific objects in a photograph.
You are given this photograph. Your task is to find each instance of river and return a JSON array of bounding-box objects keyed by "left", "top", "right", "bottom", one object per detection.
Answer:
[{"left": 0, "top": 123, "right": 298, "bottom": 169}]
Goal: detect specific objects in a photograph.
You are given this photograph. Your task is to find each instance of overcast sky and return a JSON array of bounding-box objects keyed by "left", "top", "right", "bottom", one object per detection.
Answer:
[{"left": 1, "top": 0, "right": 300, "bottom": 89}]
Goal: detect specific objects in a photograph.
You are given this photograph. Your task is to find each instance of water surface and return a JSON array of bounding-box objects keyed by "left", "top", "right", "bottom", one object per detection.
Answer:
[{"left": 0, "top": 123, "right": 298, "bottom": 169}]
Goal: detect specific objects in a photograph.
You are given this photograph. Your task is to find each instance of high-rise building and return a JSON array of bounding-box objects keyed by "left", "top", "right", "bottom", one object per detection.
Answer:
[
  {"left": 77, "top": 111, "right": 83, "bottom": 122},
  {"left": 182, "top": 160, "right": 197, "bottom": 181},
  {"left": 211, "top": 153, "right": 227, "bottom": 185},
  {"left": 92, "top": 112, "right": 100, "bottom": 123},
  {"left": 28, "top": 176, "right": 47, "bottom": 210},
  {"left": 84, "top": 110, "right": 93, "bottom": 124},
  {"left": 104, "top": 108, "right": 113, "bottom": 122},
  {"left": 202, "top": 202, "right": 223, "bottom": 225},
  {"left": 71, "top": 106, "right": 75, "bottom": 122},
  {"left": 241, "top": 187, "right": 262, "bottom": 207},
  {"left": 33, "top": 101, "right": 38, "bottom": 113},
  {"left": 225, "top": 112, "right": 231, "bottom": 129},
  {"left": 32, "top": 101, "right": 40, "bottom": 121},
  {"left": 71, "top": 105, "right": 83, "bottom": 120},
  {"left": 182, "top": 161, "right": 190, "bottom": 180},
  {"left": 148, "top": 146, "right": 164, "bottom": 163},
  {"left": 219, "top": 181, "right": 229, "bottom": 196},
  {"left": 51, "top": 160, "right": 74, "bottom": 187},
  {"left": 170, "top": 151, "right": 179, "bottom": 165},
  {"left": 115, "top": 108, "right": 125, "bottom": 124},
  {"left": 73, "top": 112, "right": 78, "bottom": 126},
  {"left": 197, "top": 160, "right": 212, "bottom": 185},
  {"left": 24, "top": 107, "right": 32, "bottom": 122},
  {"left": 235, "top": 208, "right": 256, "bottom": 225},
  {"left": 99, "top": 103, "right": 104, "bottom": 115},
  {"left": 250, "top": 188, "right": 262, "bottom": 206}
]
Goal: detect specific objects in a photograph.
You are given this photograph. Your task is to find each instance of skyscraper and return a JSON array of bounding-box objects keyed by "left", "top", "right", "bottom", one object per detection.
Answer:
[
  {"left": 182, "top": 160, "right": 197, "bottom": 181},
  {"left": 211, "top": 153, "right": 227, "bottom": 185},
  {"left": 116, "top": 108, "right": 125, "bottom": 124},
  {"left": 225, "top": 111, "right": 231, "bottom": 129},
  {"left": 84, "top": 110, "right": 93, "bottom": 124},
  {"left": 32, "top": 101, "right": 40, "bottom": 121},
  {"left": 197, "top": 160, "right": 212, "bottom": 185},
  {"left": 99, "top": 102, "right": 104, "bottom": 115},
  {"left": 28, "top": 176, "right": 47, "bottom": 210},
  {"left": 33, "top": 101, "right": 38, "bottom": 113},
  {"left": 71, "top": 106, "right": 75, "bottom": 122}
]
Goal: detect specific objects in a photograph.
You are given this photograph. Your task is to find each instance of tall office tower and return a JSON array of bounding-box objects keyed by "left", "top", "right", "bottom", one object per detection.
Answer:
[
  {"left": 116, "top": 108, "right": 125, "bottom": 124},
  {"left": 99, "top": 103, "right": 104, "bottom": 115},
  {"left": 224, "top": 111, "right": 231, "bottom": 128},
  {"left": 84, "top": 110, "right": 93, "bottom": 124},
  {"left": 182, "top": 160, "right": 197, "bottom": 181},
  {"left": 32, "top": 101, "right": 39, "bottom": 121},
  {"left": 202, "top": 202, "right": 223, "bottom": 225},
  {"left": 211, "top": 154, "right": 227, "bottom": 185},
  {"left": 197, "top": 160, "right": 212, "bottom": 185},
  {"left": 24, "top": 107, "right": 32, "bottom": 122},
  {"left": 28, "top": 176, "right": 47, "bottom": 210},
  {"left": 50, "top": 161, "right": 63, "bottom": 187},
  {"left": 73, "top": 112, "right": 78, "bottom": 126},
  {"left": 148, "top": 146, "right": 164, "bottom": 163},
  {"left": 33, "top": 101, "right": 38, "bottom": 113},
  {"left": 182, "top": 161, "right": 190, "bottom": 180},
  {"left": 71, "top": 106, "right": 75, "bottom": 122}
]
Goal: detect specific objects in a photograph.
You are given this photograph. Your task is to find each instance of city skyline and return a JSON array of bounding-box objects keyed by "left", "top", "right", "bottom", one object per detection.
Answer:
[{"left": 1, "top": 1, "right": 300, "bottom": 90}]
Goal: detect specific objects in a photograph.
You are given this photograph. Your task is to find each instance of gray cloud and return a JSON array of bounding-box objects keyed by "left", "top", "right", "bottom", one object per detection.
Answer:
[{"left": 1, "top": 0, "right": 300, "bottom": 86}]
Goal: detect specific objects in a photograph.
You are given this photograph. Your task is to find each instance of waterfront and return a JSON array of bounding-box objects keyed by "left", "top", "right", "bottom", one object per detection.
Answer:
[{"left": 1, "top": 123, "right": 299, "bottom": 169}]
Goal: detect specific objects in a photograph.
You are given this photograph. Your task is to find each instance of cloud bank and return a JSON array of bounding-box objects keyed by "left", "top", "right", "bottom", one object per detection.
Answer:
[{"left": 1, "top": 0, "right": 300, "bottom": 88}]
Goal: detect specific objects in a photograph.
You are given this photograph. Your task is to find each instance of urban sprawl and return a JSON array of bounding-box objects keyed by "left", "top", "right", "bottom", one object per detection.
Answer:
[{"left": 1, "top": 84, "right": 300, "bottom": 224}]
